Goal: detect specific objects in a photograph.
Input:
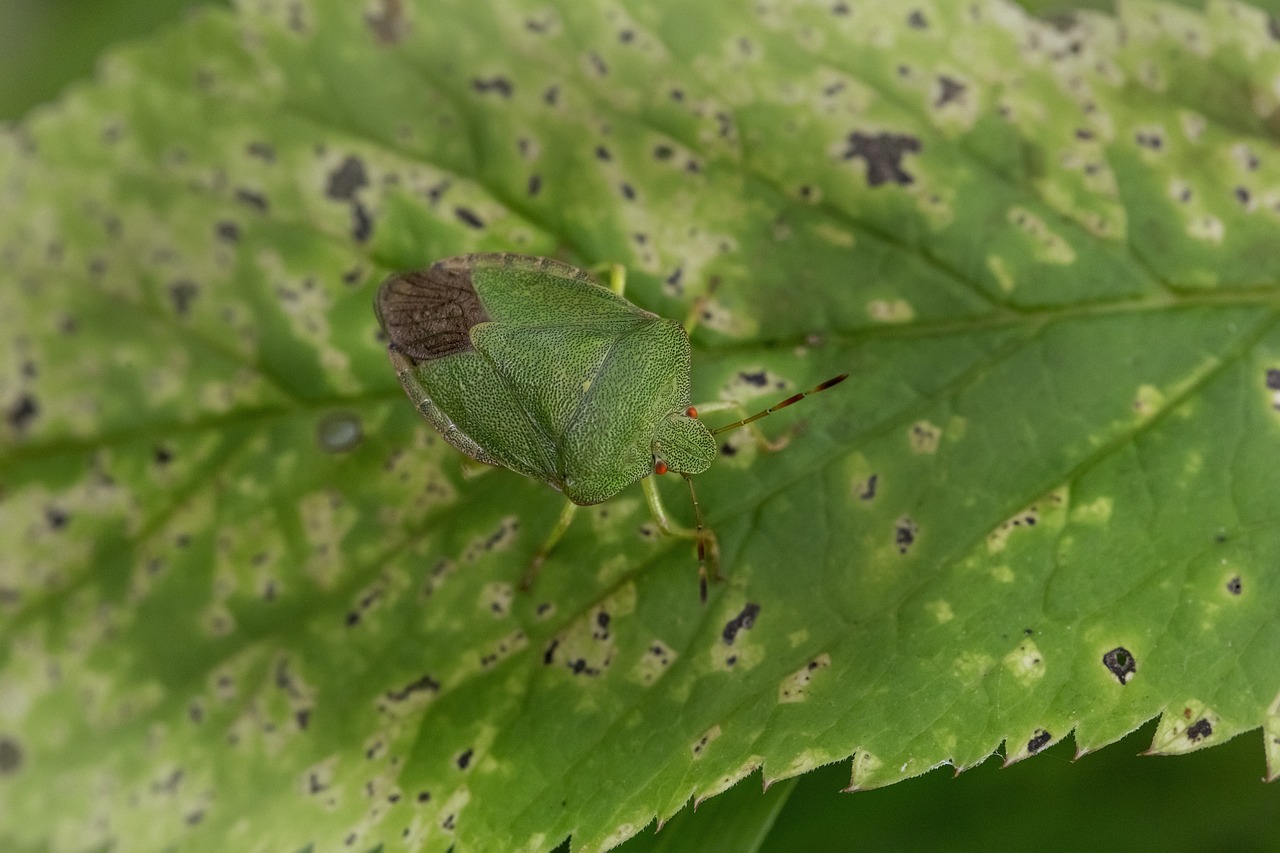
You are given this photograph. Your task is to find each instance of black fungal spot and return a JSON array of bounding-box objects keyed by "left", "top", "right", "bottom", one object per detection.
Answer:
[
  {"left": 1226, "top": 576, "right": 1242, "bottom": 595},
  {"left": 542, "top": 638, "right": 560, "bottom": 665},
  {"left": 653, "top": 144, "right": 674, "bottom": 160},
  {"left": 1266, "top": 369, "right": 1280, "bottom": 390},
  {"left": 169, "top": 280, "right": 199, "bottom": 316},
  {"left": 234, "top": 188, "right": 269, "bottom": 211},
  {"left": 1102, "top": 647, "right": 1136, "bottom": 684},
  {"left": 454, "top": 207, "right": 485, "bottom": 229},
  {"left": 722, "top": 603, "right": 761, "bottom": 644},
  {"left": 859, "top": 474, "right": 878, "bottom": 501},
  {"left": 1235, "top": 186, "right": 1251, "bottom": 206},
  {"left": 245, "top": 141, "right": 276, "bottom": 162},
  {"left": 907, "top": 9, "right": 928, "bottom": 28},
  {"left": 842, "top": 131, "right": 922, "bottom": 186},
  {"left": 587, "top": 52, "right": 608, "bottom": 76},
  {"left": 1134, "top": 130, "right": 1163, "bottom": 150},
  {"left": 472, "top": 77, "right": 514, "bottom": 97},
  {"left": 326, "top": 156, "right": 369, "bottom": 201},
  {"left": 417, "top": 790, "right": 431, "bottom": 803},
  {"left": 215, "top": 220, "right": 240, "bottom": 242},
  {"left": 385, "top": 674, "right": 440, "bottom": 702},
  {"left": 832, "top": 1, "right": 849, "bottom": 14},
  {"left": 595, "top": 145, "right": 612, "bottom": 161},
  {"left": 296, "top": 709, "right": 311, "bottom": 730},
  {"left": 351, "top": 201, "right": 374, "bottom": 243},
  {"left": 6, "top": 394, "right": 38, "bottom": 432},
  {"left": 527, "top": 174, "right": 542, "bottom": 196},
  {"left": 345, "top": 611, "right": 361, "bottom": 627},
  {"left": 442, "top": 813, "right": 456, "bottom": 830},
  {"left": 185, "top": 810, "right": 205, "bottom": 825},
  {"left": 894, "top": 517, "right": 918, "bottom": 554},
  {"left": 45, "top": 506, "right": 68, "bottom": 530},
  {"left": 1027, "top": 730, "right": 1052, "bottom": 754},
  {"left": 935, "top": 76, "right": 966, "bottom": 107},
  {"left": 0, "top": 737, "right": 22, "bottom": 775},
  {"left": 1187, "top": 718, "right": 1213, "bottom": 742},
  {"left": 456, "top": 748, "right": 473, "bottom": 770},
  {"left": 1075, "top": 128, "right": 1094, "bottom": 140},
  {"left": 620, "top": 183, "right": 636, "bottom": 201},
  {"left": 543, "top": 85, "right": 559, "bottom": 105},
  {"left": 738, "top": 370, "right": 768, "bottom": 387}
]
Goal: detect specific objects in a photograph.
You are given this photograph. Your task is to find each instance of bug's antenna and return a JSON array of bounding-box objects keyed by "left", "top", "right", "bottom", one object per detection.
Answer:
[
  {"left": 710, "top": 374, "right": 849, "bottom": 436},
  {"left": 682, "top": 473, "right": 709, "bottom": 604}
]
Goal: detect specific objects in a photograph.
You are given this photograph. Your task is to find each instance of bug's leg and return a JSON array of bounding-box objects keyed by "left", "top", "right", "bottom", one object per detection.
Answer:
[
  {"left": 691, "top": 399, "right": 792, "bottom": 453},
  {"left": 458, "top": 456, "right": 494, "bottom": 479},
  {"left": 521, "top": 498, "right": 579, "bottom": 591},
  {"left": 641, "top": 475, "right": 721, "bottom": 603},
  {"left": 589, "top": 262, "right": 628, "bottom": 296},
  {"left": 681, "top": 276, "right": 721, "bottom": 338}
]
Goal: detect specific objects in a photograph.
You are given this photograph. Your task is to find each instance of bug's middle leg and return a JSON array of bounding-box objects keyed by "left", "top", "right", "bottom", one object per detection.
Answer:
[
  {"left": 641, "top": 475, "right": 721, "bottom": 603},
  {"left": 521, "top": 498, "right": 580, "bottom": 591}
]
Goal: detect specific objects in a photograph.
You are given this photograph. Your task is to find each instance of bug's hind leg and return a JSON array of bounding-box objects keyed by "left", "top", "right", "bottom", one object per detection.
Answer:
[
  {"left": 642, "top": 475, "right": 721, "bottom": 603},
  {"left": 520, "top": 499, "right": 580, "bottom": 591}
]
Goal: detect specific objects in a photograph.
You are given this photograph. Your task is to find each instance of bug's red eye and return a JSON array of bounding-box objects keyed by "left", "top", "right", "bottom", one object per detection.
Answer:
[
  {"left": 654, "top": 460, "right": 668, "bottom": 475},
  {"left": 685, "top": 406, "right": 698, "bottom": 418}
]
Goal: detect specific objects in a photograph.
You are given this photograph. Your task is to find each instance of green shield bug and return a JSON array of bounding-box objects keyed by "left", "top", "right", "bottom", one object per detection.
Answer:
[{"left": 375, "top": 253, "right": 846, "bottom": 601}]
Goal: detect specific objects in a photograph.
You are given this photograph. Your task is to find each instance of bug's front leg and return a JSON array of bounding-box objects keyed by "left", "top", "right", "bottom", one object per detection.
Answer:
[
  {"left": 520, "top": 498, "right": 579, "bottom": 591},
  {"left": 641, "top": 475, "right": 721, "bottom": 603}
]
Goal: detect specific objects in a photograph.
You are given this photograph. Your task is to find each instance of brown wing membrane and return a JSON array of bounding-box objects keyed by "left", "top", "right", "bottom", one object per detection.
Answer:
[{"left": 375, "top": 262, "right": 491, "bottom": 361}]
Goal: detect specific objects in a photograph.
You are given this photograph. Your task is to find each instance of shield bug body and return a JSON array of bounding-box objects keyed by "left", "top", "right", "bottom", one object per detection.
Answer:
[{"left": 375, "top": 253, "right": 845, "bottom": 600}]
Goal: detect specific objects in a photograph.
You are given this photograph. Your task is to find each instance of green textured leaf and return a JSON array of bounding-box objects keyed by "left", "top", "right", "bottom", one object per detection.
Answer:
[{"left": 3, "top": 1, "right": 1280, "bottom": 851}]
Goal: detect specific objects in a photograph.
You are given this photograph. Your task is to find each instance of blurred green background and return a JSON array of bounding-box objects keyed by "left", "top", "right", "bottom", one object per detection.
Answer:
[{"left": 4, "top": 1, "right": 1279, "bottom": 851}]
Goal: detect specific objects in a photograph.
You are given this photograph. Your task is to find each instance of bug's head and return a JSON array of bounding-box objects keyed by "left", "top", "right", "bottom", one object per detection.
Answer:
[{"left": 652, "top": 408, "right": 716, "bottom": 476}]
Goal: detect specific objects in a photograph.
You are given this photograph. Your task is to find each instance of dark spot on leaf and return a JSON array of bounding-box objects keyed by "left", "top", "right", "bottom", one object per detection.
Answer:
[
  {"left": 308, "top": 772, "right": 327, "bottom": 794},
  {"left": 456, "top": 748, "right": 473, "bottom": 770},
  {"left": 45, "top": 507, "right": 68, "bottom": 530},
  {"left": 185, "top": 809, "right": 205, "bottom": 825},
  {"left": 326, "top": 156, "right": 369, "bottom": 201},
  {"left": 859, "top": 474, "right": 878, "bottom": 500},
  {"left": 832, "top": 1, "right": 849, "bottom": 14},
  {"left": 189, "top": 703, "right": 204, "bottom": 724},
  {"left": 738, "top": 370, "right": 768, "bottom": 387},
  {"left": 296, "top": 709, "right": 311, "bottom": 730},
  {"left": 842, "top": 131, "right": 922, "bottom": 186},
  {"left": 245, "top": 141, "right": 276, "bottom": 162},
  {"left": 1187, "top": 718, "right": 1213, "bottom": 741},
  {"left": 417, "top": 790, "right": 431, "bottom": 803},
  {"left": 0, "top": 737, "right": 22, "bottom": 775},
  {"left": 235, "top": 188, "right": 268, "bottom": 211},
  {"left": 455, "top": 207, "right": 485, "bottom": 229},
  {"left": 169, "top": 280, "right": 199, "bottom": 316},
  {"left": 1235, "top": 186, "right": 1251, "bottom": 206},
  {"left": 670, "top": 88, "right": 685, "bottom": 102},
  {"left": 7, "top": 394, "right": 38, "bottom": 432},
  {"left": 619, "top": 29, "right": 635, "bottom": 43},
  {"left": 543, "top": 85, "right": 559, "bottom": 105},
  {"left": 620, "top": 182, "right": 636, "bottom": 201},
  {"left": 442, "top": 813, "right": 456, "bottom": 830},
  {"left": 1269, "top": 14, "right": 1280, "bottom": 41},
  {"left": 895, "top": 517, "right": 918, "bottom": 554},
  {"left": 1267, "top": 369, "right": 1280, "bottom": 390},
  {"left": 1102, "top": 647, "right": 1136, "bottom": 684},
  {"left": 587, "top": 52, "right": 608, "bottom": 76},
  {"left": 527, "top": 174, "right": 542, "bottom": 196},
  {"left": 472, "top": 77, "right": 514, "bottom": 97},
  {"left": 345, "top": 611, "right": 361, "bottom": 627},
  {"left": 1027, "top": 730, "right": 1052, "bottom": 754},
  {"left": 1075, "top": 128, "right": 1094, "bottom": 140},
  {"left": 722, "top": 603, "right": 760, "bottom": 644},
  {"left": 215, "top": 221, "right": 240, "bottom": 242},
  {"left": 935, "top": 76, "right": 966, "bottom": 107},
  {"left": 653, "top": 144, "right": 674, "bottom": 160},
  {"left": 542, "top": 638, "right": 560, "bottom": 665},
  {"left": 385, "top": 674, "right": 440, "bottom": 702},
  {"left": 351, "top": 201, "right": 374, "bottom": 243},
  {"left": 343, "top": 267, "right": 363, "bottom": 286},
  {"left": 1134, "top": 130, "right": 1163, "bottom": 150},
  {"left": 595, "top": 145, "right": 611, "bottom": 161},
  {"left": 719, "top": 442, "right": 736, "bottom": 457},
  {"left": 798, "top": 184, "right": 815, "bottom": 200},
  {"left": 908, "top": 9, "right": 928, "bottom": 28},
  {"left": 1226, "top": 576, "right": 1242, "bottom": 595}
]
